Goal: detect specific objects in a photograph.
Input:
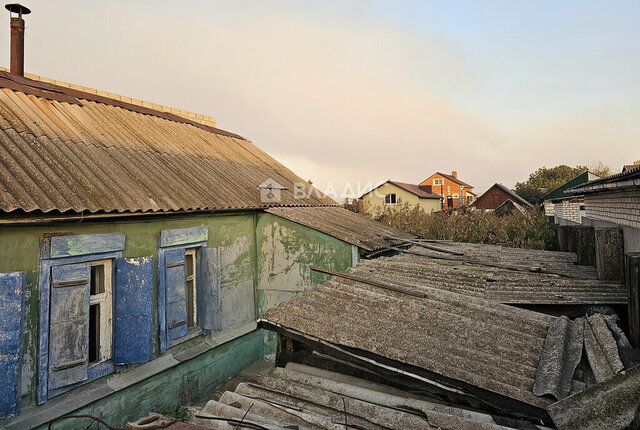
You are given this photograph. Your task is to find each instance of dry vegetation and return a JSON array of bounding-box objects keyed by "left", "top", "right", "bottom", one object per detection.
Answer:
[{"left": 345, "top": 200, "right": 556, "bottom": 250}]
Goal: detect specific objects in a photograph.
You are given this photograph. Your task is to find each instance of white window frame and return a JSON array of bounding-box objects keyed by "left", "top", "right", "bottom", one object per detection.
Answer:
[
  {"left": 384, "top": 193, "right": 397, "bottom": 205},
  {"left": 433, "top": 178, "right": 444, "bottom": 186},
  {"left": 88, "top": 259, "right": 113, "bottom": 366},
  {"left": 185, "top": 248, "right": 198, "bottom": 329}
]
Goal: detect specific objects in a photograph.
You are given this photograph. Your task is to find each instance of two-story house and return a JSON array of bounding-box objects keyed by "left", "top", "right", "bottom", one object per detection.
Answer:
[{"left": 419, "top": 171, "right": 476, "bottom": 210}]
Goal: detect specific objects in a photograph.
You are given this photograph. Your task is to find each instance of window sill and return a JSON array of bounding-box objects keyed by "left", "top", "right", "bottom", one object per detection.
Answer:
[
  {"left": 2, "top": 321, "right": 258, "bottom": 430},
  {"left": 168, "top": 326, "right": 205, "bottom": 349}
]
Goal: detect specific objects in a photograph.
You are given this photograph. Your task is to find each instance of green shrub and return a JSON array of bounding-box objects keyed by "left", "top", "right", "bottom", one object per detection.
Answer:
[{"left": 355, "top": 202, "right": 556, "bottom": 250}]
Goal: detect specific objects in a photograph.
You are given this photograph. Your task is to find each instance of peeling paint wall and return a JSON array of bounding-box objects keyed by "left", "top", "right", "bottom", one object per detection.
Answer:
[
  {"left": 256, "top": 213, "right": 354, "bottom": 317},
  {"left": 0, "top": 213, "right": 259, "bottom": 418},
  {"left": 0, "top": 210, "right": 358, "bottom": 427}
]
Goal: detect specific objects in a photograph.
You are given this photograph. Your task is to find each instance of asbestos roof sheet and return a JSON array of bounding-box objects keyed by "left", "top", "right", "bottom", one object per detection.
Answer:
[
  {"left": 569, "top": 164, "right": 640, "bottom": 194},
  {"left": 0, "top": 73, "right": 335, "bottom": 214},
  {"left": 265, "top": 206, "right": 416, "bottom": 251},
  {"left": 546, "top": 365, "right": 640, "bottom": 430},
  {"left": 261, "top": 268, "right": 558, "bottom": 412},
  {"left": 189, "top": 364, "right": 551, "bottom": 430},
  {"left": 348, "top": 242, "right": 627, "bottom": 305}
]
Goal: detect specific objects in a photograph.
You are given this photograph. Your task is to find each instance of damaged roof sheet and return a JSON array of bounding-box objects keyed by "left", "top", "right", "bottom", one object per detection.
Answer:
[
  {"left": 265, "top": 206, "right": 416, "bottom": 251},
  {"left": 347, "top": 243, "right": 627, "bottom": 305},
  {"left": 546, "top": 365, "right": 640, "bottom": 430},
  {"left": 261, "top": 269, "right": 558, "bottom": 412},
  {"left": 0, "top": 72, "right": 335, "bottom": 214},
  {"left": 190, "top": 364, "right": 552, "bottom": 430}
]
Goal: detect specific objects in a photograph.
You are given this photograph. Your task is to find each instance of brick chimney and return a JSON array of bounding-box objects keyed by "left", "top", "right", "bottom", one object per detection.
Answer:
[
  {"left": 5, "top": 3, "right": 31, "bottom": 76},
  {"left": 451, "top": 171, "right": 457, "bottom": 178}
]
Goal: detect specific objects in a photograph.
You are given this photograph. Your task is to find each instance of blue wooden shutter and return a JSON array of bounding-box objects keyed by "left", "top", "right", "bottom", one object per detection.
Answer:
[
  {"left": 48, "top": 263, "right": 90, "bottom": 390},
  {"left": 114, "top": 257, "right": 153, "bottom": 364},
  {"left": 0, "top": 272, "right": 25, "bottom": 418},
  {"left": 165, "top": 248, "right": 188, "bottom": 341},
  {"left": 196, "top": 247, "right": 222, "bottom": 331}
]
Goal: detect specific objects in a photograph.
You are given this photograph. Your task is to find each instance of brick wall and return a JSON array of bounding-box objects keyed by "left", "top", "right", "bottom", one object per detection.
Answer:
[
  {"left": 555, "top": 199, "right": 582, "bottom": 223},
  {"left": 584, "top": 189, "right": 640, "bottom": 229},
  {"left": 544, "top": 200, "right": 555, "bottom": 216}
]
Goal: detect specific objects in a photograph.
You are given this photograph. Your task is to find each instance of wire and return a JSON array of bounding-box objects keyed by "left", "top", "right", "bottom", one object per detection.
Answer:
[{"left": 47, "top": 414, "right": 122, "bottom": 430}]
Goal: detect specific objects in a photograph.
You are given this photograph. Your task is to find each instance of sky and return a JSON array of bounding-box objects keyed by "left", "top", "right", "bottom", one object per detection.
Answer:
[{"left": 3, "top": 0, "right": 639, "bottom": 197}]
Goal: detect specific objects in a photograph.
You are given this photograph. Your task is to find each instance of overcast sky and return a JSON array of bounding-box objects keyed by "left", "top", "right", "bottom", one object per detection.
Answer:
[{"left": 5, "top": 0, "right": 639, "bottom": 196}]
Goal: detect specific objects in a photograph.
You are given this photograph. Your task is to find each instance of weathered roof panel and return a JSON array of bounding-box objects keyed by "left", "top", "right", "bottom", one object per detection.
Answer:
[
  {"left": 265, "top": 206, "right": 416, "bottom": 251},
  {"left": 262, "top": 271, "right": 556, "bottom": 411},
  {"left": 347, "top": 243, "right": 627, "bottom": 305},
  {"left": 189, "top": 364, "right": 551, "bottom": 430},
  {"left": 569, "top": 164, "right": 640, "bottom": 194},
  {"left": 0, "top": 74, "right": 336, "bottom": 214},
  {"left": 546, "top": 365, "right": 640, "bottom": 430}
]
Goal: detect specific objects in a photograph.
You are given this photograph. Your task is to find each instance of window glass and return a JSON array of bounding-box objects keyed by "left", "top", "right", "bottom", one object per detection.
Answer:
[
  {"left": 185, "top": 248, "right": 197, "bottom": 328},
  {"left": 88, "top": 259, "right": 112, "bottom": 366}
]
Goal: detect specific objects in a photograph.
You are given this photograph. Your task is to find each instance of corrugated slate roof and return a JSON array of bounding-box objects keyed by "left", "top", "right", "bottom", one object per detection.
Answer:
[
  {"left": 568, "top": 164, "right": 640, "bottom": 194},
  {"left": 346, "top": 249, "right": 626, "bottom": 305},
  {"left": 266, "top": 206, "right": 416, "bottom": 252},
  {"left": 546, "top": 365, "right": 640, "bottom": 430},
  {"left": 0, "top": 72, "right": 335, "bottom": 214},
  {"left": 261, "top": 270, "right": 557, "bottom": 412},
  {"left": 260, "top": 241, "right": 634, "bottom": 426},
  {"left": 189, "top": 364, "right": 551, "bottom": 430}
]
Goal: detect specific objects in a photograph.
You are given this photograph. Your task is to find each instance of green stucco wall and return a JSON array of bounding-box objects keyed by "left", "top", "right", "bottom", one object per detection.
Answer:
[
  {"left": 0, "top": 210, "right": 357, "bottom": 428},
  {"left": 256, "top": 213, "right": 354, "bottom": 316},
  {"left": 35, "top": 330, "right": 264, "bottom": 430},
  {"left": 0, "top": 212, "right": 259, "bottom": 409}
]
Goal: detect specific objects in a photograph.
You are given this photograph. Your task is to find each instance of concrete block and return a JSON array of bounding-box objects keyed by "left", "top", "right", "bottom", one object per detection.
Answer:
[
  {"left": 574, "top": 226, "right": 596, "bottom": 267},
  {"left": 625, "top": 253, "right": 640, "bottom": 347},
  {"left": 595, "top": 228, "right": 625, "bottom": 281}
]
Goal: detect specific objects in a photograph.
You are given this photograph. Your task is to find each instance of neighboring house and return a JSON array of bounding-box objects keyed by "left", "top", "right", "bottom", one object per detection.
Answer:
[
  {"left": 473, "top": 183, "right": 533, "bottom": 211},
  {"left": 419, "top": 171, "right": 475, "bottom": 210},
  {"left": 542, "top": 171, "right": 600, "bottom": 225},
  {"left": 568, "top": 165, "right": 640, "bottom": 253},
  {"left": 360, "top": 180, "right": 441, "bottom": 214},
  {"left": 0, "top": 15, "right": 415, "bottom": 428}
]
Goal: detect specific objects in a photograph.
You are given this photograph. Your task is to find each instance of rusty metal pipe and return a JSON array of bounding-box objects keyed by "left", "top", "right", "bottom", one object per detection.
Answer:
[{"left": 9, "top": 16, "right": 24, "bottom": 75}]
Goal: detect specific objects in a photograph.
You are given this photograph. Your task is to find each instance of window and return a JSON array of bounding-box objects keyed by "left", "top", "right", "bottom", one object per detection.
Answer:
[
  {"left": 452, "top": 193, "right": 459, "bottom": 199},
  {"left": 158, "top": 226, "right": 221, "bottom": 353},
  {"left": 185, "top": 249, "right": 197, "bottom": 328},
  {"left": 37, "top": 233, "right": 154, "bottom": 404},
  {"left": 384, "top": 193, "right": 397, "bottom": 205},
  {"left": 89, "top": 260, "right": 112, "bottom": 365},
  {"left": 467, "top": 194, "right": 473, "bottom": 204},
  {"left": 433, "top": 178, "right": 444, "bottom": 186}
]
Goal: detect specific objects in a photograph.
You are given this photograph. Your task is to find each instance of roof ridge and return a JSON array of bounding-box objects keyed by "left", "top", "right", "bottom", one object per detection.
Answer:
[
  {"left": 0, "top": 71, "right": 248, "bottom": 141},
  {"left": 0, "top": 67, "right": 217, "bottom": 128}
]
